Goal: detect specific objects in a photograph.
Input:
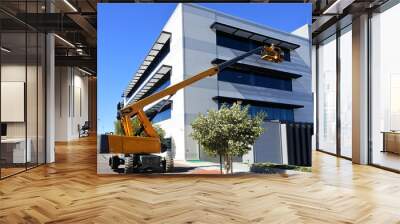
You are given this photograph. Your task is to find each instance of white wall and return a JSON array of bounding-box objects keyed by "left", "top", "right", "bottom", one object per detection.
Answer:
[
  {"left": 1, "top": 65, "right": 42, "bottom": 138},
  {"left": 182, "top": 4, "right": 219, "bottom": 160},
  {"left": 181, "top": 4, "right": 312, "bottom": 160},
  {"left": 1, "top": 65, "right": 26, "bottom": 128},
  {"left": 116, "top": 4, "right": 186, "bottom": 161},
  {"left": 292, "top": 24, "right": 310, "bottom": 39},
  {"left": 54, "top": 67, "right": 89, "bottom": 141},
  {"left": 1, "top": 62, "right": 47, "bottom": 164},
  {"left": 152, "top": 4, "right": 187, "bottom": 160}
]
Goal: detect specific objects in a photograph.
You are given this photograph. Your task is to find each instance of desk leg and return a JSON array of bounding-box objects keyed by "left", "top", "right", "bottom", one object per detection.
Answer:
[{"left": 382, "top": 133, "right": 386, "bottom": 153}]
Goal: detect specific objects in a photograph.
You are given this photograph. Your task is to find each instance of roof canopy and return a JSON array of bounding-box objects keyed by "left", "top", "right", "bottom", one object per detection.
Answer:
[
  {"left": 123, "top": 31, "right": 171, "bottom": 97},
  {"left": 210, "top": 22, "right": 300, "bottom": 50},
  {"left": 131, "top": 65, "right": 172, "bottom": 102}
]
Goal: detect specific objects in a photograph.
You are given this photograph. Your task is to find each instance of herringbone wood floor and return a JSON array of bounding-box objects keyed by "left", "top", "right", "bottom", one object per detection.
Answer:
[{"left": 1, "top": 137, "right": 400, "bottom": 223}]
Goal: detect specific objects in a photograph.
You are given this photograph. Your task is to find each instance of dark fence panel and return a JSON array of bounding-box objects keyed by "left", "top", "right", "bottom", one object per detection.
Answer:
[{"left": 285, "top": 122, "right": 313, "bottom": 166}]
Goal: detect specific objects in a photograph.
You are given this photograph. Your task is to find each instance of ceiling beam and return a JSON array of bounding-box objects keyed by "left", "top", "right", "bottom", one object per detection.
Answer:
[{"left": 55, "top": 55, "right": 96, "bottom": 72}]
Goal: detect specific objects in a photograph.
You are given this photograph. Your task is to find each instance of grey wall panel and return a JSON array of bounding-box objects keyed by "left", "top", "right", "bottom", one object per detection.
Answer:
[
  {"left": 253, "top": 122, "right": 282, "bottom": 164},
  {"left": 218, "top": 81, "right": 313, "bottom": 107}
]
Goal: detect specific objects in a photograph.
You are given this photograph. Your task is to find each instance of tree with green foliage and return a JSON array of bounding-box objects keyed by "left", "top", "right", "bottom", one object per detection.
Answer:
[
  {"left": 191, "top": 103, "right": 265, "bottom": 174},
  {"left": 114, "top": 117, "right": 166, "bottom": 142}
]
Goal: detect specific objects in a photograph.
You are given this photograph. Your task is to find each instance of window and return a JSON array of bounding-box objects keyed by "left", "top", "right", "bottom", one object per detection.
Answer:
[
  {"left": 317, "top": 35, "right": 337, "bottom": 154},
  {"left": 315, "top": 24, "right": 353, "bottom": 159},
  {"left": 0, "top": 1, "right": 46, "bottom": 179},
  {"left": 248, "top": 105, "right": 294, "bottom": 121},
  {"left": 370, "top": 4, "right": 400, "bottom": 171},
  {"left": 218, "top": 68, "right": 292, "bottom": 91},
  {"left": 218, "top": 100, "right": 294, "bottom": 122},
  {"left": 339, "top": 26, "right": 352, "bottom": 158},
  {"left": 152, "top": 104, "right": 171, "bottom": 123},
  {"left": 216, "top": 31, "right": 291, "bottom": 61}
]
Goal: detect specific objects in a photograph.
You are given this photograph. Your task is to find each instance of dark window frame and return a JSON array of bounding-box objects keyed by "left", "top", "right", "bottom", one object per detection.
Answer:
[
  {"left": 216, "top": 31, "right": 291, "bottom": 62},
  {"left": 217, "top": 99, "right": 295, "bottom": 122},
  {"left": 218, "top": 68, "right": 292, "bottom": 91}
]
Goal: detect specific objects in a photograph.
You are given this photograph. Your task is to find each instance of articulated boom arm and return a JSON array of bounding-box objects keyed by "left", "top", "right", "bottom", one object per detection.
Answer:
[
  {"left": 119, "top": 44, "right": 283, "bottom": 139},
  {"left": 119, "top": 66, "right": 219, "bottom": 138}
]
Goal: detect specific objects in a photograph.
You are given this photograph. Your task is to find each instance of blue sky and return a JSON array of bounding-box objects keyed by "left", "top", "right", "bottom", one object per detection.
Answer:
[{"left": 98, "top": 3, "right": 311, "bottom": 133}]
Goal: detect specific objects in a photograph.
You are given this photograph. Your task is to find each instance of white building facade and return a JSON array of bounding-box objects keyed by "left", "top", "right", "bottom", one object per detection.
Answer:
[{"left": 122, "top": 4, "right": 313, "bottom": 161}]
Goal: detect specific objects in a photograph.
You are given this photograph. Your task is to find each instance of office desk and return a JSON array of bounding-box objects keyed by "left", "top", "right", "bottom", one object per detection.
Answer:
[
  {"left": 1, "top": 138, "right": 31, "bottom": 163},
  {"left": 382, "top": 132, "right": 400, "bottom": 154}
]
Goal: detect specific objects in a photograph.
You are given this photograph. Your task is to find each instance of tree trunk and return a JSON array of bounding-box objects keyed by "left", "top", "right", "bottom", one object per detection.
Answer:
[
  {"left": 224, "top": 154, "right": 232, "bottom": 174},
  {"left": 230, "top": 155, "right": 233, "bottom": 174},
  {"left": 219, "top": 154, "right": 223, "bottom": 174}
]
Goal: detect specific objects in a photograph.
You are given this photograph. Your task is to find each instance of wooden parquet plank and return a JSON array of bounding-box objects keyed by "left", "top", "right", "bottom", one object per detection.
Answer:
[{"left": 0, "top": 136, "right": 400, "bottom": 223}]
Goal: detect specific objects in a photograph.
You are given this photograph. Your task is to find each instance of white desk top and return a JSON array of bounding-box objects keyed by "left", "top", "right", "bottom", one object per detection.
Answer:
[{"left": 1, "top": 138, "right": 27, "bottom": 143}]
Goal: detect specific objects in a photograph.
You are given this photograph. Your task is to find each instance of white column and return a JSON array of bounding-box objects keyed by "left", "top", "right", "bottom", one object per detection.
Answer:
[
  {"left": 46, "top": 32, "right": 55, "bottom": 163},
  {"left": 45, "top": 0, "right": 56, "bottom": 163},
  {"left": 352, "top": 14, "right": 369, "bottom": 164}
]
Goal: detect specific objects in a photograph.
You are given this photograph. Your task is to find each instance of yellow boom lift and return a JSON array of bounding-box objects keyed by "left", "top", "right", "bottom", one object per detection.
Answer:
[{"left": 100, "top": 44, "right": 284, "bottom": 173}]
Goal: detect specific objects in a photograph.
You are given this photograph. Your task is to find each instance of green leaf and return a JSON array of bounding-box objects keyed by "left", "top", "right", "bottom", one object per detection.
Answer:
[{"left": 191, "top": 103, "right": 265, "bottom": 158}]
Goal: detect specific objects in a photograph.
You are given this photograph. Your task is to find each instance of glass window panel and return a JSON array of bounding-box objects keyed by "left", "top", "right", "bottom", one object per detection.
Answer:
[
  {"left": 371, "top": 4, "right": 400, "bottom": 170},
  {"left": 340, "top": 26, "right": 352, "bottom": 158},
  {"left": 152, "top": 106, "right": 171, "bottom": 124},
  {"left": 0, "top": 1, "right": 46, "bottom": 178},
  {"left": 27, "top": 31, "right": 38, "bottom": 168},
  {"left": 218, "top": 68, "right": 292, "bottom": 91},
  {"left": 216, "top": 31, "right": 250, "bottom": 52},
  {"left": 317, "top": 35, "right": 337, "bottom": 154},
  {"left": 216, "top": 31, "right": 290, "bottom": 61},
  {"left": 218, "top": 100, "right": 294, "bottom": 122},
  {"left": 1, "top": 30, "right": 28, "bottom": 177}
]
